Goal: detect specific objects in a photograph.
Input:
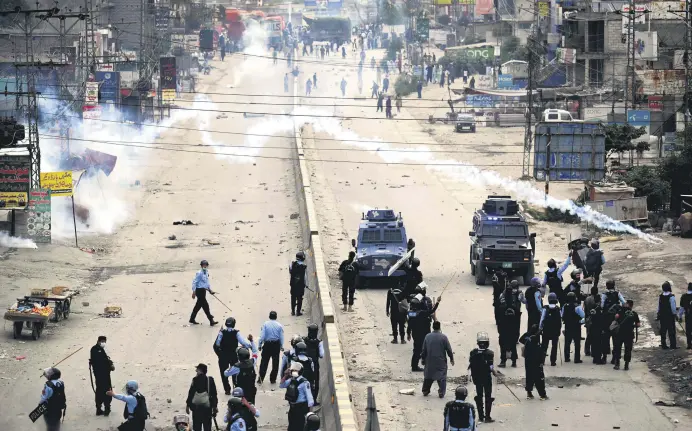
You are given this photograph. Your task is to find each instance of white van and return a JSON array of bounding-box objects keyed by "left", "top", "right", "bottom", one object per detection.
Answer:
[{"left": 541, "top": 109, "right": 581, "bottom": 122}]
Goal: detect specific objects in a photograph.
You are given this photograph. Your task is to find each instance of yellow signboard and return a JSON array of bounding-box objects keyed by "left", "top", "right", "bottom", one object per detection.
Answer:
[
  {"left": 458, "top": 0, "right": 476, "bottom": 4},
  {"left": 40, "top": 171, "right": 73, "bottom": 197},
  {"left": 538, "top": 1, "right": 549, "bottom": 17},
  {"left": 162, "top": 88, "right": 176, "bottom": 103},
  {"left": 436, "top": 0, "right": 453, "bottom": 5},
  {"left": 0, "top": 192, "right": 28, "bottom": 209}
]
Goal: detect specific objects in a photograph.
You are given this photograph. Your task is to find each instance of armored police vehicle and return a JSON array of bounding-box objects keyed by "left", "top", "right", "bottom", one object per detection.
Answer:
[
  {"left": 352, "top": 209, "right": 410, "bottom": 287},
  {"left": 469, "top": 196, "right": 536, "bottom": 286}
]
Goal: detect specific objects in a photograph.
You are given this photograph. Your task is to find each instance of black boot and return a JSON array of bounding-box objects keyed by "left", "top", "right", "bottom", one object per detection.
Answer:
[
  {"left": 613, "top": 359, "right": 620, "bottom": 370},
  {"left": 484, "top": 397, "right": 495, "bottom": 423},
  {"left": 474, "top": 396, "right": 484, "bottom": 421},
  {"left": 103, "top": 406, "right": 111, "bottom": 417},
  {"left": 624, "top": 361, "right": 630, "bottom": 370},
  {"left": 96, "top": 407, "right": 104, "bottom": 416}
]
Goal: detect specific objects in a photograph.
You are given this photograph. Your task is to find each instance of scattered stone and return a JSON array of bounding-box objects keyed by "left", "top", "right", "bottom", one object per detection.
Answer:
[
  {"left": 235, "top": 226, "right": 240, "bottom": 231},
  {"left": 551, "top": 424, "right": 558, "bottom": 427},
  {"left": 584, "top": 414, "right": 590, "bottom": 417},
  {"left": 399, "top": 389, "right": 414, "bottom": 395},
  {"left": 173, "top": 220, "right": 195, "bottom": 225},
  {"left": 268, "top": 214, "right": 274, "bottom": 219},
  {"left": 168, "top": 235, "right": 176, "bottom": 240},
  {"left": 82, "top": 302, "right": 90, "bottom": 307},
  {"left": 654, "top": 400, "right": 677, "bottom": 407},
  {"left": 290, "top": 213, "right": 299, "bottom": 219},
  {"left": 167, "top": 399, "right": 172, "bottom": 404},
  {"left": 232, "top": 199, "right": 237, "bottom": 202}
]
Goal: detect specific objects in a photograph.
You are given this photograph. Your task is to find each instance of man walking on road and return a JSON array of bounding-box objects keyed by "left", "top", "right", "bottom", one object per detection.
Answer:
[
  {"left": 338, "top": 251, "right": 359, "bottom": 311},
  {"left": 190, "top": 260, "right": 218, "bottom": 326},
  {"left": 289, "top": 252, "right": 308, "bottom": 316},
  {"left": 421, "top": 321, "right": 454, "bottom": 398},
  {"left": 90, "top": 335, "right": 114, "bottom": 416},
  {"left": 258, "top": 311, "right": 285, "bottom": 384},
  {"left": 186, "top": 363, "right": 218, "bottom": 431}
]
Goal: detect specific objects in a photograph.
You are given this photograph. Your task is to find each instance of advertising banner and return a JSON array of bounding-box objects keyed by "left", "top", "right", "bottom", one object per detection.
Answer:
[
  {"left": 40, "top": 171, "right": 73, "bottom": 197},
  {"left": 0, "top": 192, "right": 27, "bottom": 209},
  {"left": 162, "top": 89, "right": 176, "bottom": 103},
  {"left": 622, "top": 4, "right": 647, "bottom": 34},
  {"left": 327, "top": 0, "right": 343, "bottom": 9},
  {"left": 27, "top": 189, "right": 51, "bottom": 244},
  {"left": 82, "top": 105, "right": 102, "bottom": 120},
  {"left": 0, "top": 154, "right": 31, "bottom": 194},
  {"left": 498, "top": 74, "right": 513, "bottom": 88},
  {"left": 627, "top": 109, "right": 651, "bottom": 134},
  {"left": 160, "top": 57, "right": 177, "bottom": 91},
  {"left": 447, "top": 46, "right": 495, "bottom": 61},
  {"left": 466, "top": 94, "right": 494, "bottom": 108},
  {"left": 95, "top": 71, "right": 120, "bottom": 104},
  {"left": 85, "top": 81, "right": 99, "bottom": 104}
]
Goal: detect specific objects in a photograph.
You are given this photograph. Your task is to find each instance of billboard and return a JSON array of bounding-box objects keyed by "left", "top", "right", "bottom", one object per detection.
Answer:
[
  {"left": 40, "top": 171, "right": 73, "bottom": 197},
  {"left": 160, "top": 57, "right": 177, "bottom": 91},
  {"left": 622, "top": 4, "right": 647, "bottom": 34},
  {"left": 627, "top": 109, "right": 651, "bottom": 135},
  {"left": 0, "top": 192, "right": 27, "bottom": 209},
  {"left": 534, "top": 123, "right": 607, "bottom": 182},
  {"left": 446, "top": 46, "right": 495, "bottom": 61},
  {"left": 634, "top": 32, "right": 658, "bottom": 61},
  {"left": 27, "top": 189, "right": 51, "bottom": 243},
  {"left": 0, "top": 154, "right": 31, "bottom": 194},
  {"left": 498, "top": 74, "right": 513, "bottom": 89},
  {"left": 85, "top": 81, "right": 99, "bottom": 104},
  {"left": 327, "top": 0, "right": 343, "bottom": 9},
  {"left": 466, "top": 94, "right": 493, "bottom": 108},
  {"left": 95, "top": 71, "right": 120, "bottom": 104}
]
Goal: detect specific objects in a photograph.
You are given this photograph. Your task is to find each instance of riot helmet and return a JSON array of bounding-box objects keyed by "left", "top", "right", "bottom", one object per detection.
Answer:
[
  {"left": 225, "top": 317, "right": 236, "bottom": 328},
  {"left": 409, "top": 297, "right": 421, "bottom": 310},
  {"left": 548, "top": 292, "right": 558, "bottom": 303},
  {"left": 296, "top": 251, "right": 306, "bottom": 261},
  {"left": 509, "top": 280, "right": 519, "bottom": 289},
  {"left": 476, "top": 332, "right": 490, "bottom": 350},
  {"left": 307, "top": 323, "right": 319, "bottom": 339},
  {"left": 454, "top": 386, "right": 468, "bottom": 400},
  {"left": 566, "top": 291, "right": 576, "bottom": 302},
  {"left": 237, "top": 347, "right": 251, "bottom": 361},
  {"left": 530, "top": 277, "right": 542, "bottom": 288},
  {"left": 570, "top": 269, "right": 582, "bottom": 280},
  {"left": 295, "top": 341, "right": 307, "bottom": 356},
  {"left": 291, "top": 334, "right": 304, "bottom": 347},
  {"left": 411, "top": 257, "right": 420, "bottom": 268},
  {"left": 227, "top": 397, "right": 243, "bottom": 413},
  {"left": 125, "top": 380, "right": 139, "bottom": 394},
  {"left": 231, "top": 387, "right": 244, "bottom": 398},
  {"left": 305, "top": 412, "right": 321, "bottom": 430},
  {"left": 415, "top": 282, "right": 427, "bottom": 296},
  {"left": 43, "top": 367, "right": 61, "bottom": 380}
]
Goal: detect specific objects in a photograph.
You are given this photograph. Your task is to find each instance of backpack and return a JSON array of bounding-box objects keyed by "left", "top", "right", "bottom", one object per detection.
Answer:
[
  {"left": 584, "top": 249, "right": 603, "bottom": 274},
  {"left": 447, "top": 401, "right": 473, "bottom": 428},
  {"left": 341, "top": 261, "right": 357, "bottom": 282},
  {"left": 123, "top": 393, "right": 149, "bottom": 421},
  {"left": 284, "top": 376, "right": 306, "bottom": 403},
  {"left": 543, "top": 307, "right": 562, "bottom": 337}
]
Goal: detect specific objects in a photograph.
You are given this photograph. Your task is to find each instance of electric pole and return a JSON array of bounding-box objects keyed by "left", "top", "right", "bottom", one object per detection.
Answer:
[{"left": 522, "top": 6, "right": 539, "bottom": 179}]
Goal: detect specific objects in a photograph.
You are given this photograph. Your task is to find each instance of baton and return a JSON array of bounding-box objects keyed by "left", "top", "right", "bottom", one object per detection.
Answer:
[
  {"left": 213, "top": 416, "right": 220, "bottom": 431},
  {"left": 439, "top": 271, "right": 458, "bottom": 296},
  {"left": 209, "top": 292, "right": 233, "bottom": 313},
  {"left": 40, "top": 347, "right": 84, "bottom": 377},
  {"left": 502, "top": 381, "right": 521, "bottom": 403},
  {"left": 88, "top": 364, "right": 96, "bottom": 394}
]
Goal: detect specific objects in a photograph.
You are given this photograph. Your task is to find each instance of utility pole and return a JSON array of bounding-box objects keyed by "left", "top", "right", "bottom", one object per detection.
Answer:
[
  {"left": 522, "top": 6, "right": 539, "bottom": 179},
  {"left": 685, "top": 0, "right": 690, "bottom": 139}
]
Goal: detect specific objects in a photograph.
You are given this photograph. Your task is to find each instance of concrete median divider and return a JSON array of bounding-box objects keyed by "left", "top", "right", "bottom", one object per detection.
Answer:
[{"left": 291, "top": 79, "right": 359, "bottom": 431}]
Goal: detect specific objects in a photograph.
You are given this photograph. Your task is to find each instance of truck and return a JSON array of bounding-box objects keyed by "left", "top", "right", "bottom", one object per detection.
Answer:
[
  {"left": 469, "top": 196, "right": 536, "bottom": 286},
  {"left": 352, "top": 209, "right": 410, "bottom": 287},
  {"left": 303, "top": 16, "right": 351, "bottom": 45}
]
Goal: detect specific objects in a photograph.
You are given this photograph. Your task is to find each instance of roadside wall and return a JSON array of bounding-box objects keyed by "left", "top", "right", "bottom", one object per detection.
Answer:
[{"left": 292, "top": 79, "right": 359, "bottom": 431}]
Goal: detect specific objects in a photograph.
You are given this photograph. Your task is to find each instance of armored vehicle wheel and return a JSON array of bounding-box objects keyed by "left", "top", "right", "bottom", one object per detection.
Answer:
[
  {"left": 470, "top": 262, "right": 476, "bottom": 276},
  {"left": 13, "top": 322, "right": 23, "bottom": 339},
  {"left": 474, "top": 261, "right": 486, "bottom": 286}
]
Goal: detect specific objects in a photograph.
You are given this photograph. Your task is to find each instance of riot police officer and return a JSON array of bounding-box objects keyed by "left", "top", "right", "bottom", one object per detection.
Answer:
[
  {"left": 386, "top": 287, "right": 408, "bottom": 344},
  {"left": 523, "top": 277, "right": 544, "bottom": 333},
  {"left": 498, "top": 281, "right": 522, "bottom": 367},
  {"left": 492, "top": 270, "right": 508, "bottom": 329},
  {"left": 443, "top": 386, "right": 476, "bottom": 431},
  {"left": 39, "top": 367, "right": 66, "bottom": 431},
  {"left": 213, "top": 317, "right": 253, "bottom": 395},
  {"left": 304, "top": 324, "right": 324, "bottom": 402},
  {"left": 540, "top": 292, "right": 562, "bottom": 366},
  {"left": 407, "top": 296, "right": 441, "bottom": 371},
  {"left": 224, "top": 347, "right": 257, "bottom": 404},
  {"left": 468, "top": 332, "right": 501, "bottom": 423},
  {"left": 562, "top": 291, "right": 585, "bottom": 363},
  {"left": 289, "top": 252, "right": 308, "bottom": 316},
  {"left": 403, "top": 257, "right": 423, "bottom": 298}
]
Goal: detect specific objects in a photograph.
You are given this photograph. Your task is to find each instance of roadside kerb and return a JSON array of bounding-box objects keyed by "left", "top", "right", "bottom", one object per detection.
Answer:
[{"left": 291, "top": 78, "right": 359, "bottom": 430}]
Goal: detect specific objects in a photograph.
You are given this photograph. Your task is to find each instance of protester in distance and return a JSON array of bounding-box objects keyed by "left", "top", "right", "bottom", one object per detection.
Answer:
[
  {"left": 186, "top": 364, "right": 218, "bottom": 431},
  {"left": 421, "top": 321, "right": 455, "bottom": 398}
]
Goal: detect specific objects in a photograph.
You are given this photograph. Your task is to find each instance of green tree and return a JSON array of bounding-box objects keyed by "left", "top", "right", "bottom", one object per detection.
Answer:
[
  {"left": 381, "top": 0, "right": 403, "bottom": 25},
  {"left": 660, "top": 126, "right": 692, "bottom": 212},
  {"left": 602, "top": 123, "right": 649, "bottom": 162},
  {"left": 624, "top": 166, "right": 670, "bottom": 210}
]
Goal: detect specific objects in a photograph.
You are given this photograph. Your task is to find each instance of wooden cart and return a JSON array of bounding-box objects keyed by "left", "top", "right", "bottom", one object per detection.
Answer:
[
  {"left": 18, "top": 290, "right": 76, "bottom": 322},
  {"left": 4, "top": 310, "right": 53, "bottom": 340}
]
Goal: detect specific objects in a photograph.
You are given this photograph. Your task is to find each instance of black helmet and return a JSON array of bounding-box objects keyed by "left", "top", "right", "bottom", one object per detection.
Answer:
[
  {"left": 305, "top": 412, "right": 321, "bottom": 430},
  {"left": 295, "top": 341, "right": 307, "bottom": 355},
  {"left": 227, "top": 397, "right": 243, "bottom": 412},
  {"left": 225, "top": 317, "right": 236, "bottom": 328},
  {"left": 296, "top": 251, "right": 306, "bottom": 260},
  {"left": 200, "top": 259, "right": 209, "bottom": 266},
  {"left": 567, "top": 291, "right": 576, "bottom": 301},
  {"left": 291, "top": 334, "right": 303, "bottom": 347},
  {"left": 307, "top": 323, "right": 318, "bottom": 338},
  {"left": 415, "top": 282, "right": 427, "bottom": 295},
  {"left": 237, "top": 347, "right": 251, "bottom": 361},
  {"left": 411, "top": 257, "right": 420, "bottom": 267},
  {"left": 454, "top": 386, "right": 468, "bottom": 400},
  {"left": 410, "top": 297, "right": 421, "bottom": 310},
  {"left": 509, "top": 280, "right": 519, "bottom": 289}
]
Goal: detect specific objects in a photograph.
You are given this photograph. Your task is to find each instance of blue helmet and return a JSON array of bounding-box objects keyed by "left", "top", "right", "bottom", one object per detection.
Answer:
[
  {"left": 530, "top": 277, "right": 542, "bottom": 288},
  {"left": 548, "top": 292, "right": 558, "bottom": 302}
]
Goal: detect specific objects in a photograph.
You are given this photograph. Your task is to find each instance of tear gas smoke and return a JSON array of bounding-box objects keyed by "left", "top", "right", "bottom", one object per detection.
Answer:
[
  {"left": 38, "top": 92, "right": 202, "bottom": 237},
  {"left": 231, "top": 21, "right": 274, "bottom": 88},
  {"left": 244, "top": 105, "right": 660, "bottom": 243},
  {"left": 0, "top": 232, "right": 38, "bottom": 249}
]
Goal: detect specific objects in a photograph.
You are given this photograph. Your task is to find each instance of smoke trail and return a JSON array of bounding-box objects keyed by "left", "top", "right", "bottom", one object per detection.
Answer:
[
  {"left": 0, "top": 232, "right": 38, "bottom": 249},
  {"left": 231, "top": 20, "right": 274, "bottom": 88},
  {"left": 245, "top": 105, "right": 661, "bottom": 243}
]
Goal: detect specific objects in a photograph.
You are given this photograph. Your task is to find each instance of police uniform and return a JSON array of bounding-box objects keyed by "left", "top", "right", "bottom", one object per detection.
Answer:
[
  {"left": 443, "top": 399, "right": 476, "bottom": 431},
  {"left": 679, "top": 286, "right": 692, "bottom": 349},
  {"left": 613, "top": 306, "right": 640, "bottom": 369},
  {"left": 657, "top": 291, "right": 677, "bottom": 349},
  {"left": 468, "top": 348, "right": 494, "bottom": 422},
  {"left": 289, "top": 260, "right": 307, "bottom": 316},
  {"left": 40, "top": 378, "right": 66, "bottom": 431},
  {"left": 90, "top": 341, "right": 113, "bottom": 414},
  {"left": 280, "top": 375, "right": 314, "bottom": 431},
  {"left": 214, "top": 327, "right": 252, "bottom": 394},
  {"left": 407, "top": 300, "right": 439, "bottom": 371},
  {"left": 498, "top": 287, "right": 521, "bottom": 366},
  {"left": 519, "top": 330, "right": 547, "bottom": 398},
  {"left": 562, "top": 299, "right": 585, "bottom": 363},
  {"left": 539, "top": 303, "right": 562, "bottom": 366},
  {"left": 304, "top": 331, "right": 324, "bottom": 401}
]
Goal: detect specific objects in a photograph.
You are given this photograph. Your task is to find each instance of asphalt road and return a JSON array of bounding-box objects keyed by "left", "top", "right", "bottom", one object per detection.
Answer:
[
  {"left": 0, "top": 53, "right": 308, "bottom": 431},
  {"left": 294, "top": 47, "right": 692, "bottom": 430}
]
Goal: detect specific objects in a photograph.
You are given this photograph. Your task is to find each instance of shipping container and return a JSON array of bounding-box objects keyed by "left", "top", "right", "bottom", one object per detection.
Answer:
[{"left": 586, "top": 197, "right": 649, "bottom": 223}]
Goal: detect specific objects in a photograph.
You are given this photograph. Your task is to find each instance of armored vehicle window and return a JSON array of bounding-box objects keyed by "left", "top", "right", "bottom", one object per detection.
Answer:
[
  {"left": 505, "top": 225, "right": 527, "bottom": 237},
  {"left": 361, "top": 229, "right": 381, "bottom": 243},
  {"left": 481, "top": 225, "right": 504, "bottom": 236},
  {"left": 383, "top": 229, "right": 403, "bottom": 243}
]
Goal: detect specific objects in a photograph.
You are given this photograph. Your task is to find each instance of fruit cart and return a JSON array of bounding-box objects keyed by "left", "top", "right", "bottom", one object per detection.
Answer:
[
  {"left": 4, "top": 300, "right": 54, "bottom": 340},
  {"left": 17, "top": 287, "right": 76, "bottom": 322}
]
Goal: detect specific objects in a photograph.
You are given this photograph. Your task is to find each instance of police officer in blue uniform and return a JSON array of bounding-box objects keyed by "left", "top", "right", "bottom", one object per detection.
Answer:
[
  {"left": 304, "top": 324, "right": 324, "bottom": 402},
  {"left": 190, "top": 260, "right": 218, "bottom": 326},
  {"left": 107, "top": 380, "right": 149, "bottom": 431},
  {"left": 539, "top": 292, "right": 562, "bottom": 366},
  {"left": 443, "top": 386, "right": 476, "bottom": 431},
  {"left": 280, "top": 362, "right": 314, "bottom": 431},
  {"left": 562, "top": 291, "right": 585, "bottom": 363},
  {"left": 289, "top": 252, "right": 308, "bottom": 316},
  {"left": 407, "top": 296, "right": 441, "bottom": 372},
  {"left": 225, "top": 397, "right": 247, "bottom": 431},
  {"left": 214, "top": 317, "right": 254, "bottom": 395},
  {"left": 39, "top": 367, "right": 66, "bottom": 431},
  {"left": 224, "top": 347, "right": 257, "bottom": 404},
  {"left": 257, "top": 311, "right": 285, "bottom": 384}
]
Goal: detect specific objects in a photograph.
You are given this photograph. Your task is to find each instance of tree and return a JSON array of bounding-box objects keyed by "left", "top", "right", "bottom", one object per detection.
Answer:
[
  {"left": 659, "top": 126, "right": 692, "bottom": 212},
  {"left": 602, "top": 123, "right": 648, "bottom": 162},
  {"left": 381, "top": 0, "right": 403, "bottom": 25},
  {"left": 624, "top": 166, "right": 670, "bottom": 210}
]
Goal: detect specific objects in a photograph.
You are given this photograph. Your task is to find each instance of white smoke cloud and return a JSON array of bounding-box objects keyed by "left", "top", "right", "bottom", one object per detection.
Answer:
[
  {"left": 243, "top": 105, "right": 661, "bottom": 243},
  {"left": 0, "top": 232, "right": 38, "bottom": 249}
]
